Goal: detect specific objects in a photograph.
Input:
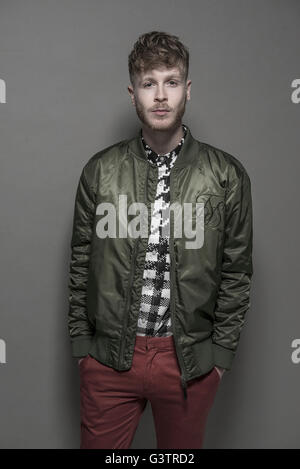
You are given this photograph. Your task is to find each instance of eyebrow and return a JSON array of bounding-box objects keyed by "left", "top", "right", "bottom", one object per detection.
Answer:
[{"left": 141, "top": 74, "right": 182, "bottom": 82}]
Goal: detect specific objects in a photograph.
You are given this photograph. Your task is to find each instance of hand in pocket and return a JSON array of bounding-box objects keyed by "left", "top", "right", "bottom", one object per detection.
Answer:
[
  {"left": 214, "top": 366, "right": 225, "bottom": 380},
  {"left": 78, "top": 356, "right": 88, "bottom": 366}
]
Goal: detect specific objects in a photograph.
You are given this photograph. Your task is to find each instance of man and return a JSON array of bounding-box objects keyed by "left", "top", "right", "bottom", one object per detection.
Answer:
[{"left": 68, "top": 31, "right": 253, "bottom": 449}]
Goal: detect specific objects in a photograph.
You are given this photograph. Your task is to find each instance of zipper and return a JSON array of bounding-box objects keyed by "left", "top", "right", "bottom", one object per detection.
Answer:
[
  {"left": 119, "top": 162, "right": 154, "bottom": 369},
  {"left": 169, "top": 168, "right": 188, "bottom": 400},
  {"left": 145, "top": 162, "right": 150, "bottom": 202},
  {"left": 118, "top": 238, "right": 139, "bottom": 368},
  {"left": 170, "top": 239, "right": 188, "bottom": 400}
]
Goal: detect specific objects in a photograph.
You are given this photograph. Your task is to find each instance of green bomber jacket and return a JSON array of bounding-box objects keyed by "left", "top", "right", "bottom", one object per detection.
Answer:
[{"left": 67, "top": 123, "right": 254, "bottom": 400}]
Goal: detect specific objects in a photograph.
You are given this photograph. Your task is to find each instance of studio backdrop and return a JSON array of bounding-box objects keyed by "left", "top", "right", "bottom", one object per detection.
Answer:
[{"left": 0, "top": 0, "right": 299, "bottom": 448}]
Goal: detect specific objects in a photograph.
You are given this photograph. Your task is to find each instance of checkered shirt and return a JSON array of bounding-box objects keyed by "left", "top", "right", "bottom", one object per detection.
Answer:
[{"left": 136, "top": 124, "right": 187, "bottom": 336}]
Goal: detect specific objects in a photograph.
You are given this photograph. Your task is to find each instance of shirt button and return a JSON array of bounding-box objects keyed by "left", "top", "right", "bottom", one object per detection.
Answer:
[{"left": 159, "top": 156, "right": 165, "bottom": 163}]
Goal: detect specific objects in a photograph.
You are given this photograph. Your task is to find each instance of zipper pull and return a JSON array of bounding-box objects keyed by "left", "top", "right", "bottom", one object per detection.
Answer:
[{"left": 181, "top": 374, "right": 187, "bottom": 400}]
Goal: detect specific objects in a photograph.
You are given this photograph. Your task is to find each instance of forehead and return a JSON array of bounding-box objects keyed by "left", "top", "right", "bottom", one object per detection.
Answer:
[{"left": 140, "top": 66, "right": 183, "bottom": 80}]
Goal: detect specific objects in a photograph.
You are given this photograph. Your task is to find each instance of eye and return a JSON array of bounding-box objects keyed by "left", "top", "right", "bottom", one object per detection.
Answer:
[
  {"left": 169, "top": 80, "right": 177, "bottom": 86},
  {"left": 143, "top": 82, "right": 152, "bottom": 88}
]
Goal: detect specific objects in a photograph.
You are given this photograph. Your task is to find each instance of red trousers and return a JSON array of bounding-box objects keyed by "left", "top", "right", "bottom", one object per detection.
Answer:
[{"left": 79, "top": 334, "right": 221, "bottom": 449}]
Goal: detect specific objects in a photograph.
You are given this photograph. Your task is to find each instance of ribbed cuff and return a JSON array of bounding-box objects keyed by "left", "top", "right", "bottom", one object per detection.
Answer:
[
  {"left": 70, "top": 336, "right": 94, "bottom": 358},
  {"left": 212, "top": 343, "right": 236, "bottom": 370}
]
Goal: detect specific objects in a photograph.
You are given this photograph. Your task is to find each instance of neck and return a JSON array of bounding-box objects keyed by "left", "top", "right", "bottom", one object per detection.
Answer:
[{"left": 141, "top": 123, "right": 184, "bottom": 155}]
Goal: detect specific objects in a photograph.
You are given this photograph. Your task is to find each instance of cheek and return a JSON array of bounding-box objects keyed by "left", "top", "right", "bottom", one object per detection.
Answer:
[
  {"left": 136, "top": 93, "right": 153, "bottom": 108},
  {"left": 171, "top": 91, "right": 186, "bottom": 105}
]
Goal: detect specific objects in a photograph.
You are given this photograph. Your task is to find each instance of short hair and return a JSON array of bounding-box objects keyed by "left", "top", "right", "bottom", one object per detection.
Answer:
[{"left": 128, "top": 30, "right": 189, "bottom": 86}]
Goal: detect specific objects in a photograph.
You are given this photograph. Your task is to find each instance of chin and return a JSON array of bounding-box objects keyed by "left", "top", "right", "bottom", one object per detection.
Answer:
[{"left": 148, "top": 116, "right": 176, "bottom": 131}]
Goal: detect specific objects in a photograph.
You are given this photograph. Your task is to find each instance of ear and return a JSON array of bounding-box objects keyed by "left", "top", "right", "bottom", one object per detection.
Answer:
[
  {"left": 186, "top": 79, "right": 192, "bottom": 100},
  {"left": 127, "top": 85, "right": 136, "bottom": 106}
]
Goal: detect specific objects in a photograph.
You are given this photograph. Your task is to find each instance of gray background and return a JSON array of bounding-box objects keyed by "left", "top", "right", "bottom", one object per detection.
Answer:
[{"left": 0, "top": 0, "right": 299, "bottom": 448}]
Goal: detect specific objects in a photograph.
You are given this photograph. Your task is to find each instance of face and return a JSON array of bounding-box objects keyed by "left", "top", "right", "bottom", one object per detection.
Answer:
[{"left": 128, "top": 65, "right": 191, "bottom": 132}]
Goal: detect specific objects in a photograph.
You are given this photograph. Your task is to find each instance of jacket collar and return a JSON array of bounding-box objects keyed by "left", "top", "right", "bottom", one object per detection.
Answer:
[{"left": 128, "top": 123, "right": 204, "bottom": 168}]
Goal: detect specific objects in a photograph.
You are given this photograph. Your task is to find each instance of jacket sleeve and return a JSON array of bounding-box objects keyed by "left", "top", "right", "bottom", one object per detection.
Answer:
[
  {"left": 68, "top": 166, "right": 96, "bottom": 358},
  {"left": 212, "top": 165, "right": 253, "bottom": 370}
]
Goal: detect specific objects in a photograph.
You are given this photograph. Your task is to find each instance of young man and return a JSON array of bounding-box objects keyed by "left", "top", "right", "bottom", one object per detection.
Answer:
[{"left": 68, "top": 31, "right": 253, "bottom": 449}]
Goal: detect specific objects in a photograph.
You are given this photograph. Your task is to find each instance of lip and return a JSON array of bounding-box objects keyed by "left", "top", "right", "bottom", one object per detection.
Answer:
[{"left": 152, "top": 110, "right": 170, "bottom": 115}]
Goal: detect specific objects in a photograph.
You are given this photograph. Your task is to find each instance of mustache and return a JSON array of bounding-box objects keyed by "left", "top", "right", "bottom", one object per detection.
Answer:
[{"left": 151, "top": 107, "right": 171, "bottom": 111}]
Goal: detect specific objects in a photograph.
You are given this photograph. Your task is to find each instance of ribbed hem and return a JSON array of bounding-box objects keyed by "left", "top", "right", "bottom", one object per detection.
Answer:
[
  {"left": 70, "top": 336, "right": 94, "bottom": 358},
  {"left": 212, "top": 343, "right": 236, "bottom": 370}
]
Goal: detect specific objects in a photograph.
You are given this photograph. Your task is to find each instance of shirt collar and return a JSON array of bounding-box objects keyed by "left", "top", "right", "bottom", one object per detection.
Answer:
[{"left": 141, "top": 124, "right": 187, "bottom": 166}]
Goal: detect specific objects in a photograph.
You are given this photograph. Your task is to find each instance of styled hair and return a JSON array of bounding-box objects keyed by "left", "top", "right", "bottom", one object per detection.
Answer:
[{"left": 128, "top": 31, "right": 189, "bottom": 86}]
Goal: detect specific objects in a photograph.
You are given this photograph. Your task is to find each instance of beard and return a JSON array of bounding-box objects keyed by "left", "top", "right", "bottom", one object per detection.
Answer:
[{"left": 135, "top": 95, "right": 187, "bottom": 133}]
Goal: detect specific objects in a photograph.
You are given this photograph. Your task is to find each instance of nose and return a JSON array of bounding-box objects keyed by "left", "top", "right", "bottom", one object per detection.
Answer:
[{"left": 154, "top": 83, "right": 167, "bottom": 102}]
